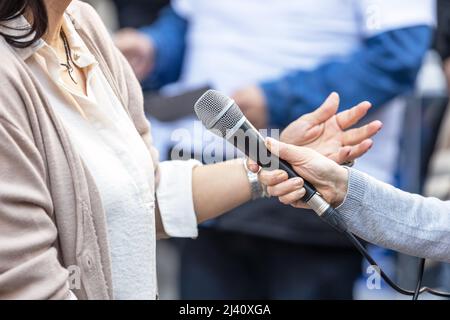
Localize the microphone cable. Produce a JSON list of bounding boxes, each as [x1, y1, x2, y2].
[[413, 258, 425, 300], [342, 230, 450, 300], [315, 184, 450, 300]]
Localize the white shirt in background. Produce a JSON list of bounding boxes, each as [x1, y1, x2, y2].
[[153, 0, 435, 185]]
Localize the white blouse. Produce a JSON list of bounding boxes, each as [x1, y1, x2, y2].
[[22, 14, 200, 299]]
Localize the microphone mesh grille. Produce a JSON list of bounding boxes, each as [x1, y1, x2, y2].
[[194, 89, 244, 137], [213, 104, 244, 137]]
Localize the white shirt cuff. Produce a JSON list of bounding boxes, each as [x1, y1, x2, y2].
[[156, 159, 202, 238]]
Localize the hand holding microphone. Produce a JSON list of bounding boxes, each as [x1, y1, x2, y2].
[[194, 90, 382, 231], [259, 138, 350, 209]]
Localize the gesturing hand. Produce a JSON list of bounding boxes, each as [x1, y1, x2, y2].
[[280, 92, 382, 164]]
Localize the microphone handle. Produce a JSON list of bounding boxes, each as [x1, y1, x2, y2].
[[228, 121, 348, 232], [256, 154, 348, 232], [231, 121, 318, 202], [268, 158, 317, 202]]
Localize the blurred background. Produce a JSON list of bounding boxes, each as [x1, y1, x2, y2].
[[86, 0, 450, 300]]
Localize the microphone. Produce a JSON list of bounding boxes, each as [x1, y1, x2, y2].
[[194, 89, 347, 232]]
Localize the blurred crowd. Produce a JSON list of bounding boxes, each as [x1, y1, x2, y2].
[[86, 0, 450, 300]]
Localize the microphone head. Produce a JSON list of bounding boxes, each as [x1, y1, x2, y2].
[[194, 89, 245, 137]]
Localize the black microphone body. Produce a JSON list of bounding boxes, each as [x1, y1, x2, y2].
[[231, 121, 316, 202], [228, 120, 347, 232]]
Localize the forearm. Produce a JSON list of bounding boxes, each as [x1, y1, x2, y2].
[[338, 169, 450, 262], [192, 159, 252, 223], [154, 159, 252, 239]]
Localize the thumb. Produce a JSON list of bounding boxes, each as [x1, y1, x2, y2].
[[302, 92, 339, 125], [265, 137, 307, 163], [246, 158, 260, 173]]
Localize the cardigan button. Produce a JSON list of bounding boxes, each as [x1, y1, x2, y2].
[[84, 254, 94, 271]]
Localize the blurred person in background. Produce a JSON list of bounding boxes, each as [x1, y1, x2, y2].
[[424, 0, 450, 291], [115, 0, 435, 299], [437, 0, 450, 93], [83, 0, 168, 30], [111, 0, 168, 28]]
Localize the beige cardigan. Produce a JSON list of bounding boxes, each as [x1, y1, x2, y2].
[[0, 1, 161, 299]]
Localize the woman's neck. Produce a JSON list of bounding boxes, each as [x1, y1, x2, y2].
[[42, 0, 72, 46]]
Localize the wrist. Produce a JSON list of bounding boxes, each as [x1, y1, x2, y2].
[[332, 166, 349, 207], [242, 158, 266, 200]]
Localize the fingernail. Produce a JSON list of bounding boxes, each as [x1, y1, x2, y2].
[[330, 92, 339, 101], [292, 178, 303, 186], [378, 121, 383, 130], [277, 171, 287, 179]]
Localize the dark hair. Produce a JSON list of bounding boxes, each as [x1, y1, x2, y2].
[[0, 0, 48, 48]]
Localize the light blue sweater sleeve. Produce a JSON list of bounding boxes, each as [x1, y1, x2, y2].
[[338, 169, 450, 263]]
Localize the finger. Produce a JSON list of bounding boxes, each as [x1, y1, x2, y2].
[[328, 146, 352, 164], [342, 120, 383, 146], [259, 169, 288, 186], [247, 158, 260, 173], [266, 177, 304, 197], [336, 101, 372, 130], [278, 188, 306, 205], [302, 92, 340, 125], [345, 139, 374, 162], [291, 200, 309, 209], [265, 137, 308, 163], [332, 139, 374, 164]]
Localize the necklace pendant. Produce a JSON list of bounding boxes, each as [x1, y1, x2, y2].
[[60, 63, 78, 85], [60, 30, 78, 85], [68, 69, 78, 85]]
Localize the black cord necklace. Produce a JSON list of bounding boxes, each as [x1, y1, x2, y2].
[[60, 30, 78, 85]]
